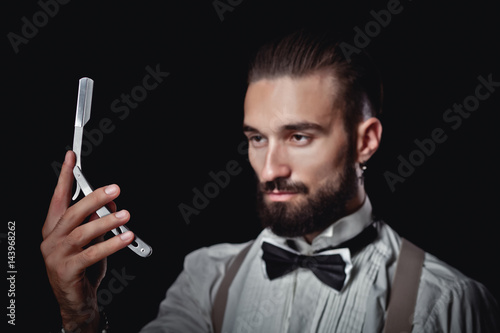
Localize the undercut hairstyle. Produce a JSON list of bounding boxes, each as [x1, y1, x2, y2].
[[247, 29, 383, 149]]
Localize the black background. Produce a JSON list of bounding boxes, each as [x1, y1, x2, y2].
[[2, 0, 499, 331]]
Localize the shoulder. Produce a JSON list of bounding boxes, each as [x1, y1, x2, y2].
[[414, 252, 500, 332], [375, 222, 499, 331], [143, 240, 255, 331]]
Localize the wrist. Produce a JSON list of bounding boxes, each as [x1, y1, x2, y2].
[[61, 309, 100, 333]]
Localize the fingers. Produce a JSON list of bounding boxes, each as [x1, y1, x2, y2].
[[51, 184, 121, 238], [40, 153, 135, 330], [41, 207, 134, 265], [89, 201, 117, 222], [63, 210, 130, 251], [44, 151, 76, 238], [87, 202, 117, 245], [70, 231, 135, 271]]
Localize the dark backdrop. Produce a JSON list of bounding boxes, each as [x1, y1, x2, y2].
[[2, 0, 499, 332]]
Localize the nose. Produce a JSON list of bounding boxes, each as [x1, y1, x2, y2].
[[261, 143, 291, 182]]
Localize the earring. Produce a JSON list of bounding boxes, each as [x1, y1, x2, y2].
[[359, 162, 367, 185]]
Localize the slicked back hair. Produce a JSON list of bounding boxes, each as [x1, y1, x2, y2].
[[247, 29, 383, 150]]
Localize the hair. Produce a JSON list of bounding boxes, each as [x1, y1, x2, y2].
[[247, 29, 383, 148]]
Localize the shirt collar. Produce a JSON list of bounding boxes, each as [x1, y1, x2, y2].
[[261, 196, 373, 255]]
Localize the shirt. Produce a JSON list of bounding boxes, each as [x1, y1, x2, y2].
[[140, 197, 500, 332]]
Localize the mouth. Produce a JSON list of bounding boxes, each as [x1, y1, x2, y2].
[[265, 190, 299, 202]]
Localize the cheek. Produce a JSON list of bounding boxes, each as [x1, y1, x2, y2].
[[293, 156, 337, 189], [291, 141, 347, 188], [248, 147, 264, 177]]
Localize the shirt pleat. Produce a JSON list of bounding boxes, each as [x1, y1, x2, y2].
[[225, 240, 387, 333]]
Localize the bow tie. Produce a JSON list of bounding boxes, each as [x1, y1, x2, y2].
[[262, 242, 350, 290], [261, 223, 377, 291]]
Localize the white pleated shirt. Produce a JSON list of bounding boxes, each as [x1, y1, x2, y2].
[[141, 197, 499, 332]]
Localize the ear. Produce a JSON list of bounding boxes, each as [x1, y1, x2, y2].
[[356, 117, 382, 163]]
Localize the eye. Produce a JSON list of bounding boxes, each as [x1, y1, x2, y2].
[[290, 134, 311, 145], [249, 135, 263, 142], [248, 135, 267, 147]]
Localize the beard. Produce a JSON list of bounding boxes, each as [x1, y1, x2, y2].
[[256, 149, 359, 238]]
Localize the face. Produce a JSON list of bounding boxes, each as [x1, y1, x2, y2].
[[243, 72, 359, 238]]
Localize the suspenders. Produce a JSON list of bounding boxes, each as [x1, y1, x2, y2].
[[211, 238, 424, 333], [211, 242, 253, 333], [383, 238, 425, 333]]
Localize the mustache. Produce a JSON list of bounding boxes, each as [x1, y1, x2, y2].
[[259, 178, 309, 194]]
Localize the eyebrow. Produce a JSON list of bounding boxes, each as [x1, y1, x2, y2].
[[282, 122, 326, 132], [242, 124, 258, 133], [243, 122, 326, 134]]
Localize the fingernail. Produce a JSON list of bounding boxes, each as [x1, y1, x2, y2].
[[120, 231, 134, 241], [115, 210, 127, 219], [105, 185, 118, 195]]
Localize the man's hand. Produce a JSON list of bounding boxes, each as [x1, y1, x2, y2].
[[41, 151, 135, 332]]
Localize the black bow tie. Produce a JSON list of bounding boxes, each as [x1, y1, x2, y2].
[[262, 242, 348, 290], [261, 223, 377, 291]]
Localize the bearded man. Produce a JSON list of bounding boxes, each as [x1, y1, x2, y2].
[[41, 29, 499, 332]]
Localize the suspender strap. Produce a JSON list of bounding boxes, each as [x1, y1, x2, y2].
[[383, 238, 425, 333], [212, 242, 253, 333], [211, 238, 424, 333]]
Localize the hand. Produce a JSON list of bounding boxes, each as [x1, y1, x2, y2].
[[41, 151, 135, 332]]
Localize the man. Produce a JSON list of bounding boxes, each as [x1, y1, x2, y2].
[[41, 30, 499, 332]]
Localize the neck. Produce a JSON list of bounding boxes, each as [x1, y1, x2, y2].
[[303, 186, 366, 244]]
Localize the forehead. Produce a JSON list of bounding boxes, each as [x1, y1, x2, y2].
[[244, 72, 341, 131]]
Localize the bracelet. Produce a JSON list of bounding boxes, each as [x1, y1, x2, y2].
[[61, 310, 110, 333], [100, 310, 110, 333]]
